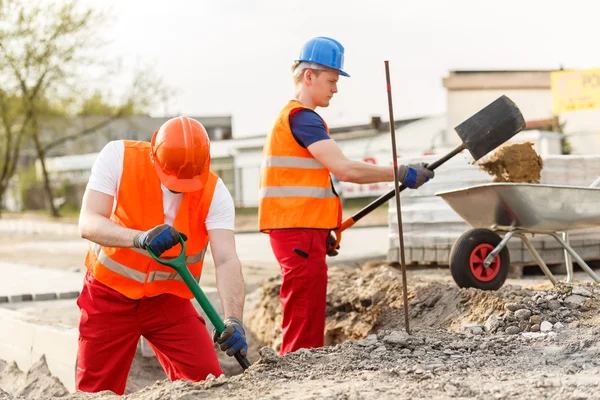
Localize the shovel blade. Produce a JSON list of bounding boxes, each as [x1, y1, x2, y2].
[[454, 95, 526, 161]]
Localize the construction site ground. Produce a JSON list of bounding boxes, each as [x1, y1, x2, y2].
[[2, 219, 600, 399]]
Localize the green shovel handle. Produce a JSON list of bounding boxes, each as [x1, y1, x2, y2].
[[146, 237, 251, 369]]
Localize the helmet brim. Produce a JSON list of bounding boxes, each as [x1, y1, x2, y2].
[[154, 158, 210, 193]]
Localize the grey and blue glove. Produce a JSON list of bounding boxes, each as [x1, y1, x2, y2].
[[213, 317, 248, 357], [398, 163, 434, 189], [133, 224, 187, 256]]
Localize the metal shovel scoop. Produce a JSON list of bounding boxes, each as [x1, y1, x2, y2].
[[147, 237, 251, 370]]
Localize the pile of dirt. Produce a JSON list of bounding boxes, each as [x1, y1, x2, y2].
[[478, 142, 544, 183], [5, 266, 600, 399], [247, 264, 517, 350], [0, 356, 68, 399]]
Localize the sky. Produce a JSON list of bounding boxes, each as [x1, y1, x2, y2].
[[82, 0, 600, 138]]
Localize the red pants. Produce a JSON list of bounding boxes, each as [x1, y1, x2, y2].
[[76, 272, 222, 395], [269, 229, 329, 355]]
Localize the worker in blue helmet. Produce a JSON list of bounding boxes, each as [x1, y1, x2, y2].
[[258, 36, 434, 355]]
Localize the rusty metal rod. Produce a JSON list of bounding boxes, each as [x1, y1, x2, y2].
[[384, 60, 410, 334]]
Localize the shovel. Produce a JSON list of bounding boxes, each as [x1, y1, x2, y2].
[[147, 237, 251, 370], [330, 95, 526, 250]]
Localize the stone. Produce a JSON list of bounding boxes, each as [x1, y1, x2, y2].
[[530, 315, 542, 325], [572, 287, 593, 297], [383, 331, 410, 346], [505, 326, 521, 335], [570, 321, 581, 329], [541, 321, 553, 332], [564, 295, 587, 308], [514, 309, 532, 321], [259, 346, 280, 364], [531, 324, 541, 332], [505, 303, 522, 312], [554, 322, 565, 331], [484, 315, 502, 333], [548, 300, 561, 310]]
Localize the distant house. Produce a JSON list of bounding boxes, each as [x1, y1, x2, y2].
[[39, 115, 232, 158], [442, 70, 600, 154]]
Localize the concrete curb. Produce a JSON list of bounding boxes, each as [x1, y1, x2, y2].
[[0, 308, 78, 392], [0, 291, 80, 304]]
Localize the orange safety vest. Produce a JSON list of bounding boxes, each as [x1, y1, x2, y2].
[[84, 140, 218, 300], [259, 100, 341, 232]]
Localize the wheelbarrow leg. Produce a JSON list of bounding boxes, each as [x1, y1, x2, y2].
[[550, 232, 600, 283], [483, 230, 516, 268], [516, 233, 557, 286], [561, 232, 574, 283]]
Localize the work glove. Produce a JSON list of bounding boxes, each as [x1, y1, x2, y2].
[[213, 317, 248, 357], [326, 232, 340, 257], [133, 224, 187, 256], [398, 163, 435, 189]]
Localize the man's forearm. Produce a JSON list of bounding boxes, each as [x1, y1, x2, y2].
[[340, 161, 394, 184], [79, 211, 141, 248], [215, 258, 246, 321]]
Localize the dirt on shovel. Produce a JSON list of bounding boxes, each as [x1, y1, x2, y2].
[[478, 142, 544, 183]]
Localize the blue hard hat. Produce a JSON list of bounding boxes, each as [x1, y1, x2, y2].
[[296, 36, 350, 77]]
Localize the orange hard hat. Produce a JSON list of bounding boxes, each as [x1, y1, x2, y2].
[[151, 116, 211, 193]]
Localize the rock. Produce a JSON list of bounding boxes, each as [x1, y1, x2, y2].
[[505, 326, 521, 335], [541, 321, 553, 332], [531, 324, 541, 332], [548, 300, 562, 310], [530, 315, 542, 325], [515, 309, 532, 321], [553, 322, 565, 331], [382, 331, 411, 346], [259, 346, 280, 363], [444, 383, 459, 395], [572, 287, 593, 297], [570, 321, 581, 329], [484, 315, 502, 333], [505, 303, 522, 312], [471, 326, 484, 335], [564, 295, 587, 308], [518, 321, 530, 332]]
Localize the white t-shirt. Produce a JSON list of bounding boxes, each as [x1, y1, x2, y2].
[[86, 140, 235, 231]]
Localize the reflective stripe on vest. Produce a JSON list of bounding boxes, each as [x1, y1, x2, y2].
[[130, 246, 208, 265], [259, 186, 337, 199], [92, 243, 206, 283], [261, 156, 325, 170]]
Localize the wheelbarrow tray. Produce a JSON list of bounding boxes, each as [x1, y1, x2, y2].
[[435, 183, 600, 233]]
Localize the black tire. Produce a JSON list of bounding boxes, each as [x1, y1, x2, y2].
[[449, 228, 510, 291]]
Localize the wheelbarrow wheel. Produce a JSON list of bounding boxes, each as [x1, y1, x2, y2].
[[449, 228, 510, 291]]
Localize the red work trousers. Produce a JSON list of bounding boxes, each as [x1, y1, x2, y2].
[[269, 229, 329, 356], [76, 272, 222, 395]]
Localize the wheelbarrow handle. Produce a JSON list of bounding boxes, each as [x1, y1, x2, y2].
[[147, 237, 251, 370], [330, 143, 466, 250]]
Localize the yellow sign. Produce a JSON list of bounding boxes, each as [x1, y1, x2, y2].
[[551, 68, 600, 114]]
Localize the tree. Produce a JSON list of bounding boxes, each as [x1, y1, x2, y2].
[[0, 0, 169, 217]]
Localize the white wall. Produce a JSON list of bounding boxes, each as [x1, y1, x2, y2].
[[446, 89, 554, 147]]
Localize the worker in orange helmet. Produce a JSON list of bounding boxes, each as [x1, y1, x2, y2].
[[259, 37, 434, 355], [76, 116, 247, 395]]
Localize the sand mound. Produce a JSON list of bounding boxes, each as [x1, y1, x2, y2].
[[478, 142, 544, 183], [0, 356, 68, 399]]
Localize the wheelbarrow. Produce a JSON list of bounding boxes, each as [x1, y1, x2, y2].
[[436, 182, 600, 290], [147, 237, 251, 370]]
